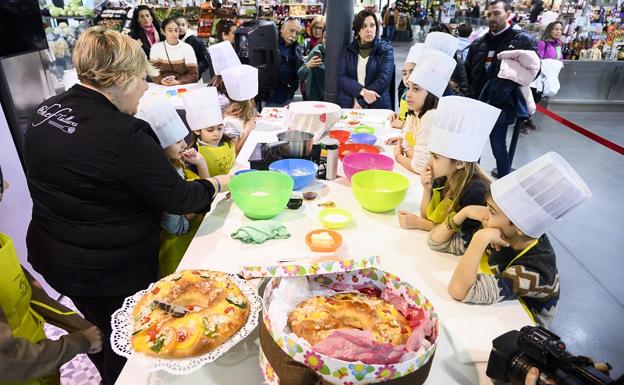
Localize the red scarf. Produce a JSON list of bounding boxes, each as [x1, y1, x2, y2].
[[144, 24, 159, 46]]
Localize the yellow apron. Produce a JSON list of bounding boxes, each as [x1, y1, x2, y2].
[[0, 233, 62, 385], [197, 141, 235, 177], [398, 90, 409, 121], [478, 239, 539, 325], [158, 168, 204, 277], [426, 186, 454, 224]]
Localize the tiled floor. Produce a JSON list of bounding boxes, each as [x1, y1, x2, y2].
[[393, 39, 624, 377]]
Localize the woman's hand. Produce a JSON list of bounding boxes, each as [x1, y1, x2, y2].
[[360, 88, 380, 104], [306, 55, 322, 69], [398, 210, 429, 230], [161, 77, 179, 86], [385, 136, 401, 145], [181, 148, 204, 166], [420, 163, 433, 190], [81, 326, 103, 354]]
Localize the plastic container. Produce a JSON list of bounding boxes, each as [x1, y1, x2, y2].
[[229, 171, 294, 219], [338, 143, 380, 160], [351, 133, 377, 145], [305, 229, 343, 252], [318, 208, 352, 229], [328, 129, 351, 144], [269, 158, 318, 190], [342, 152, 394, 181], [351, 170, 410, 212], [353, 125, 375, 134]]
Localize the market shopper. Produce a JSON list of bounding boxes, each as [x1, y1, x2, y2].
[[129, 5, 163, 58], [0, 167, 103, 385], [302, 15, 325, 56], [149, 17, 199, 85], [537, 21, 564, 60], [337, 10, 394, 110], [298, 28, 326, 101], [175, 15, 211, 79], [382, 2, 398, 41], [464, 0, 537, 177], [24, 27, 226, 385], [215, 18, 237, 44], [264, 17, 303, 107]]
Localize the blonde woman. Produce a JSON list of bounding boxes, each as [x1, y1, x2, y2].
[[302, 15, 325, 56], [24, 27, 227, 385]]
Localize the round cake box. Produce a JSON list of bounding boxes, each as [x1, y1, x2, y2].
[[285, 101, 342, 141], [261, 268, 439, 385]]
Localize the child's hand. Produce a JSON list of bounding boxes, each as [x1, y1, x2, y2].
[[420, 163, 433, 190], [461, 205, 489, 222], [387, 112, 397, 122], [398, 210, 428, 229], [478, 228, 510, 251], [81, 326, 103, 354], [181, 148, 204, 166], [394, 143, 403, 158], [390, 116, 404, 128], [385, 136, 401, 145]]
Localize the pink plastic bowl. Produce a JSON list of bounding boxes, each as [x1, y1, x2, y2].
[[342, 152, 394, 181]]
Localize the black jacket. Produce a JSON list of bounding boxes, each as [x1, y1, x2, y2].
[[450, 54, 470, 97], [25, 85, 216, 297], [129, 28, 164, 58], [464, 27, 537, 100], [181, 32, 211, 79]]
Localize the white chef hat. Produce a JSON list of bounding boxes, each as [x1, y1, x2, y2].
[[491, 152, 591, 238], [136, 99, 188, 148], [427, 96, 500, 162], [208, 41, 242, 76], [182, 87, 223, 131], [405, 43, 425, 65], [408, 49, 456, 97], [221, 64, 258, 101], [424, 31, 459, 58]]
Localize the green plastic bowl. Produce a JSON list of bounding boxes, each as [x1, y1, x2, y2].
[[351, 170, 410, 213], [230, 170, 294, 219]]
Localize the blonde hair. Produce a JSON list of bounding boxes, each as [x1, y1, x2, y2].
[[443, 161, 491, 215], [72, 26, 158, 91], [310, 15, 326, 31], [223, 99, 256, 124]]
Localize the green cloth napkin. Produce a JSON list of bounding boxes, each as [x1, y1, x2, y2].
[[231, 220, 290, 244]]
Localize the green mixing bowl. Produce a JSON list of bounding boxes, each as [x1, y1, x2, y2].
[[229, 170, 294, 219], [351, 170, 410, 212]]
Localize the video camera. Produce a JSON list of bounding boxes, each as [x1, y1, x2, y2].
[[486, 326, 615, 385]]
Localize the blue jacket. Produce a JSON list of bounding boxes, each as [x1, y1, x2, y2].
[[337, 37, 394, 109]]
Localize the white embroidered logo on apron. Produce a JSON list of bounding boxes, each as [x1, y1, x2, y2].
[[32, 103, 78, 134]]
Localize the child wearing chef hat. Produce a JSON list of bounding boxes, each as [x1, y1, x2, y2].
[[424, 31, 470, 96], [207, 41, 242, 111], [221, 64, 259, 153], [182, 87, 235, 177], [389, 49, 455, 175], [389, 43, 424, 129], [446, 152, 591, 326], [398, 96, 497, 252], [136, 99, 229, 276]]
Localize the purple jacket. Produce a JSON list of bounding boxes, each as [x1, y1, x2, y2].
[[537, 39, 562, 60]]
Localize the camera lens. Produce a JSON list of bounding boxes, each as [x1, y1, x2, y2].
[[509, 354, 538, 385]]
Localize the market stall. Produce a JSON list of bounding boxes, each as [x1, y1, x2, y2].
[[113, 108, 532, 385]]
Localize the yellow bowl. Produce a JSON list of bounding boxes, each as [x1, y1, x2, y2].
[[318, 208, 352, 229]]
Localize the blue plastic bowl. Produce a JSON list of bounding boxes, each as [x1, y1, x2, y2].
[[351, 133, 377, 145], [234, 169, 257, 176], [269, 158, 318, 190]]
